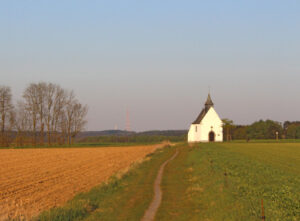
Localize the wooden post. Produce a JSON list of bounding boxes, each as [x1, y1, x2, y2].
[[261, 199, 265, 220]]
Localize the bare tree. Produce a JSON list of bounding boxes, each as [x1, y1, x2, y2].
[[15, 101, 31, 146], [22, 82, 88, 147], [36, 82, 47, 146], [0, 86, 15, 146], [43, 83, 56, 145], [64, 91, 88, 145], [71, 103, 88, 144], [43, 83, 68, 145], [65, 91, 76, 145], [23, 83, 39, 146], [58, 110, 67, 145], [52, 86, 67, 145]]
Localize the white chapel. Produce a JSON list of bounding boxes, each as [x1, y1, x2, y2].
[[188, 94, 223, 142]]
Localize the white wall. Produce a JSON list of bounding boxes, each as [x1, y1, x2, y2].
[[188, 124, 200, 142], [188, 107, 223, 143]]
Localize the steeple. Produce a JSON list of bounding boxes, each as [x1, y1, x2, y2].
[[205, 93, 214, 111]]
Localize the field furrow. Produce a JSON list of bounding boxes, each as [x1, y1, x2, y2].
[[0, 144, 163, 220]]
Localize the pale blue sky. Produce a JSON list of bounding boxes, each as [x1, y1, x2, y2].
[[1, 1, 299, 131]]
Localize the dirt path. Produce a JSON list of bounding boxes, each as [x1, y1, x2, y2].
[[141, 149, 179, 221]]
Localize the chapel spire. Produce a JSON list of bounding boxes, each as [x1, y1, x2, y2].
[[205, 93, 214, 111]]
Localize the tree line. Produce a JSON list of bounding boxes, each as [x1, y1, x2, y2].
[[222, 119, 300, 141], [0, 82, 88, 147], [79, 134, 186, 144]]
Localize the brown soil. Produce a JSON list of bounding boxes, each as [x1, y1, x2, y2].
[[0, 144, 163, 220]]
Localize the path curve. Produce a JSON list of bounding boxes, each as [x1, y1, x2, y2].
[[141, 149, 179, 221]]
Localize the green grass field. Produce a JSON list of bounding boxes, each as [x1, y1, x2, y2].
[[157, 143, 300, 220], [3, 139, 300, 149], [35, 142, 300, 221], [232, 139, 300, 143]]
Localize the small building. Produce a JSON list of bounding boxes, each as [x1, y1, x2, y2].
[[188, 94, 223, 142]]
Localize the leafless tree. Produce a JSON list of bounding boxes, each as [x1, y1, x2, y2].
[[52, 86, 67, 145], [71, 102, 88, 144], [37, 82, 48, 145], [0, 86, 15, 146], [65, 91, 76, 145], [23, 83, 39, 146], [22, 82, 88, 146], [15, 101, 31, 146], [44, 83, 55, 145], [64, 91, 88, 145]]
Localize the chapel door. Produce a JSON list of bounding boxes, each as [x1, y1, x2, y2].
[[209, 131, 215, 142]]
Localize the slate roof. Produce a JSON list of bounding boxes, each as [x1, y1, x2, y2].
[[192, 93, 214, 124], [192, 108, 209, 124]]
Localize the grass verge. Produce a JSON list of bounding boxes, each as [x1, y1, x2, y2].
[[34, 144, 176, 221]]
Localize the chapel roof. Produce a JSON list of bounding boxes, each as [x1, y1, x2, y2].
[[192, 108, 207, 124], [192, 93, 214, 124]]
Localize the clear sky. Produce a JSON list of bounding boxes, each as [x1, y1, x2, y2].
[[1, 1, 299, 131]]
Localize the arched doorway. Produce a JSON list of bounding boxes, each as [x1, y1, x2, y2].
[[209, 131, 215, 142]]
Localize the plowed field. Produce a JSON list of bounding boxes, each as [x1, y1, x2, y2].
[[0, 144, 164, 220]]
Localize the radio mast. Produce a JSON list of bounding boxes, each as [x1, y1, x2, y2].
[[125, 109, 131, 131]]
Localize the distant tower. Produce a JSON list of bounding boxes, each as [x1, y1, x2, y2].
[[125, 109, 131, 131]]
